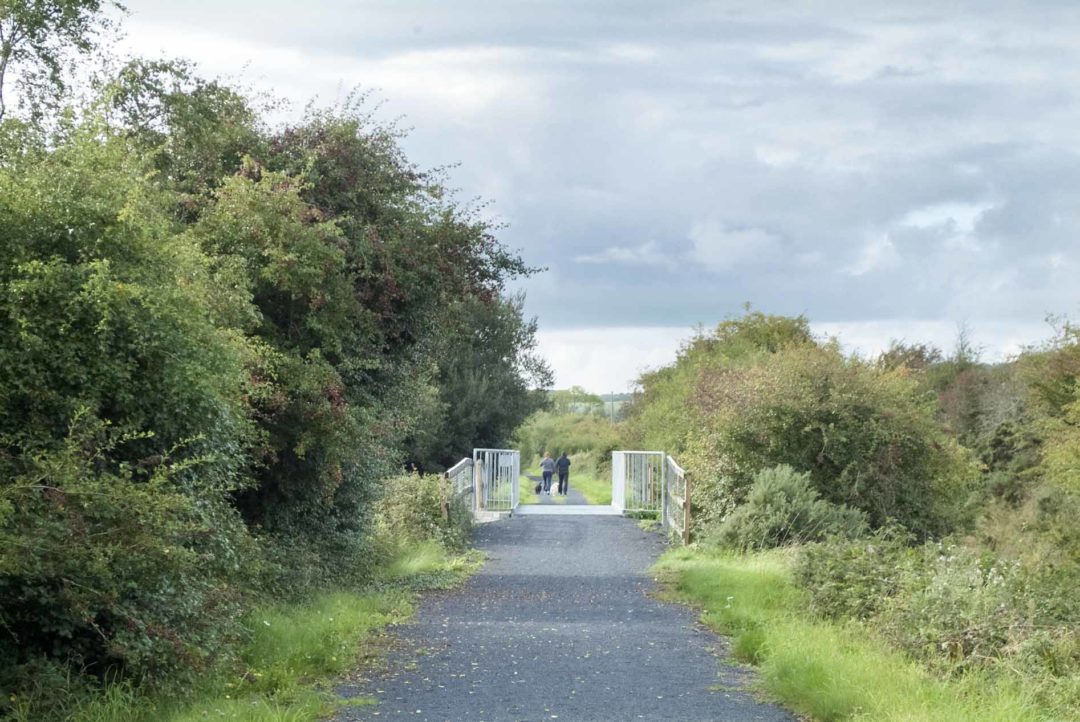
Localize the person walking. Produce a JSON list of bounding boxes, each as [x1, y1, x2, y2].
[[555, 452, 571, 496], [539, 452, 556, 495]]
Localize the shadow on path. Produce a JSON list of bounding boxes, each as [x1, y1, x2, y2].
[[335, 516, 794, 722]]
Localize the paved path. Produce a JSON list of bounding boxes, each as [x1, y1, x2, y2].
[[337, 516, 794, 722], [524, 473, 589, 505]]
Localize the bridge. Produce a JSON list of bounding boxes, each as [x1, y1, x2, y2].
[[445, 449, 691, 544]]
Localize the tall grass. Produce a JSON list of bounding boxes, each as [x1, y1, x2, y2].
[[569, 470, 612, 505], [55, 593, 398, 722], [45, 545, 478, 722], [655, 548, 1048, 722], [519, 473, 540, 504], [241, 592, 410, 691]]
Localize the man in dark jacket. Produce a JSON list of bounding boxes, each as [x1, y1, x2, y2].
[[555, 452, 571, 496]]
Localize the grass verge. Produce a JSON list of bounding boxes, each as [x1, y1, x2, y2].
[[519, 474, 540, 504], [654, 547, 1047, 722], [51, 544, 481, 722], [568, 472, 611, 505]]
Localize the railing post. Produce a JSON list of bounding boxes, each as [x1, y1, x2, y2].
[[682, 471, 692, 546], [661, 455, 669, 532], [441, 471, 451, 522], [475, 457, 485, 510]]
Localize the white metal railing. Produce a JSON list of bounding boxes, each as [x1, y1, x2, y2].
[[612, 450, 690, 544], [613, 450, 665, 513], [446, 457, 475, 508], [662, 455, 690, 545], [472, 448, 520, 512]]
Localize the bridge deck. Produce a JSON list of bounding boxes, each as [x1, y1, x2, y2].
[[514, 504, 621, 516]]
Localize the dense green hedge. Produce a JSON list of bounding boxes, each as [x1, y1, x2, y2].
[[0, 62, 547, 712], [626, 311, 975, 536], [630, 311, 1080, 718]]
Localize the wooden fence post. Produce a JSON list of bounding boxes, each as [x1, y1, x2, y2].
[[682, 472, 692, 546], [441, 472, 451, 522], [475, 459, 485, 510]]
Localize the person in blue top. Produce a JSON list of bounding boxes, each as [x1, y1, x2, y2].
[[555, 452, 571, 496], [539, 452, 556, 495]]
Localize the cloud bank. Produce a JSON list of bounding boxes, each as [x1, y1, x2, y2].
[[121, 0, 1080, 389]]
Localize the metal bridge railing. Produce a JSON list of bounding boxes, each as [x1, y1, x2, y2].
[[662, 455, 691, 545], [472, 448, 520, 512], [446, 457, 475, 509], [614, 450, 691, 544], [615, 450, 665, 513]]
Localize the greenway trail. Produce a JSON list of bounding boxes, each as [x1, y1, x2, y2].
[[338, 516, 794, 722], [525, 473, 589, 505]]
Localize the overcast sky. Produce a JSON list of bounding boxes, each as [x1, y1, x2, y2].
[[120, 1, 1079, 392]]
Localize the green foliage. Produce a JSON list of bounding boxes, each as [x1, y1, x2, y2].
[[0, 128, 258, 707], [0, 414, 253, 711], [0, 129, 256, 484], [514, 410, 619, 461], [372, 472, 472, 553], [0, 0, 122, 121], [103, 59, 265, 206], [1030, 325, 1080, 498], [715, 465, 867, 550], [410, 293, 552, 469], [550, 386, 604, 415], [0, 32, 542, 715], [624, 311, 813, 456], [635, 312, 1080, 719], [796, 533, 1080, 718], [686, 337, 975, 536], [795, 525, 919, 621], [658, 548, 1054, 722]]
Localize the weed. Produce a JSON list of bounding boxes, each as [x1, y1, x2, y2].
[[655, 548, 1051, 722]]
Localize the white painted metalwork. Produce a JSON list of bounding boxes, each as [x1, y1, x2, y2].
[[662, 455, 690, 544], [472, 448, 520, 512], [516, 504, 621, 516], [613, 450, 665, 513], [611, 451, 626, 512], [446, 457, 475, 509], [610, 450, 691, 543]]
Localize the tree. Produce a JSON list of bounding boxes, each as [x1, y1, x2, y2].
[[551, 386, 603, 414], [624, 310, 813, 455], [102, 59, 264, 210], [409, 293, 553, 468], [0, 127, 256, 694], [0, 0, 121, 121], [686, 342, 976, 536], [877, 341, 943, 372]]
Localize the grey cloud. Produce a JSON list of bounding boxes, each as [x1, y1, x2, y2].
[[125, 0, 1080, 336]]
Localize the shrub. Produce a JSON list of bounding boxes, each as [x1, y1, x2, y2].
[[0, 133, 258, 707], [715, 465, 867, 550], [795, 525, 917, 621], [874, 543, 1029, 671], [372, 472, 471, 554], [624, 310, 813, 456], [797, 528, 1080, 712], [514, 410, 620, 465], [688, 342, 977, 537], [0, 415, 254, 711]]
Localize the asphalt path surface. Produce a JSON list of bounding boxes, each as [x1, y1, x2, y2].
[[525, 473, 588, 505], [337, 515, 794, 722]]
